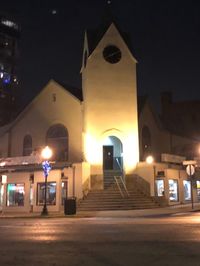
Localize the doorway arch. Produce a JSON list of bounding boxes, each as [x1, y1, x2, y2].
[[103, 136, 123, 171]]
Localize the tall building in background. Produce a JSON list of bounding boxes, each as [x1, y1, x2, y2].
[[0, 13, 20, 126]]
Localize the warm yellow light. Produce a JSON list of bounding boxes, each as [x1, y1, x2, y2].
[[123, 134, 139, 172], [1, 175, 7, 184], [84, 131, 139, 172], [41, 146, 52, 160], [84, 134, 101, 164], [0, 161, 5, 167], [146, 155, 154, 164]]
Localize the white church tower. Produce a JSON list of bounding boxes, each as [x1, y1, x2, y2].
[[81, 21, 139, 178]]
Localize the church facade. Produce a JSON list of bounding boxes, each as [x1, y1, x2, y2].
[[0, 22, 199, 213]]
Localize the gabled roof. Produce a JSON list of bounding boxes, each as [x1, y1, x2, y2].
[[137, 95, 148, 116], [13, 79, 82, 120], [0, 79, 82, 135], [138, 95, 163, 130], [54, 80, 83, 101], [86, 20, 134, 57]]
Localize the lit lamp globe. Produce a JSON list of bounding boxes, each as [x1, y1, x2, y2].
[[146, 155, 154, 164], [41, 146, 52, 160], [41, 146, 52, 216]]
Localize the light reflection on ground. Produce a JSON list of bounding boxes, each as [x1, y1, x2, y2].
[[0, 214, 200, 265]]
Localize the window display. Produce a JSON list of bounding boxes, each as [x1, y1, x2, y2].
[[7, 183, 25, 206], [156, 179, 164, 196], [183, 180, 191, 201], [168, 179, 178, 202], [197, 181, 200, 201], [37, 182, 56, 205]]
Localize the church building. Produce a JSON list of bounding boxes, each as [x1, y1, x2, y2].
[[0, 20, 199, 213]]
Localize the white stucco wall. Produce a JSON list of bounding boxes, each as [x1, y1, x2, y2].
[[5, 81, 82, 163], [82, 23, 139, 174]]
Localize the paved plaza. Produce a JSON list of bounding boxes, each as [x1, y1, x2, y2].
[[0, 206, 200, 265]]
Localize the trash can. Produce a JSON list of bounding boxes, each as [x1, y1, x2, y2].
[[64, 197, 76, 215]]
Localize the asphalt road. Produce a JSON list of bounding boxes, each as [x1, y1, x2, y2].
[[0, 213, 200, 266]]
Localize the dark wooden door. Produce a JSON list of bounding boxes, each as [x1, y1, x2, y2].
[[103, 146, 113, 170]]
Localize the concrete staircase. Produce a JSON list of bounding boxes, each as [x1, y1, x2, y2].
[[104, 170, 123, 189], [78, 173, 159, 211]]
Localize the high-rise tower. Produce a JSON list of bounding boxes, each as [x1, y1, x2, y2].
[[0, 13, 20, 125]]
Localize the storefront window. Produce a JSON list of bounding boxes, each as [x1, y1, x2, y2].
[[61, 181, 68, 205], [7, 183, 25, 206], [196, 181, 200, 201], [183, 180, 191, 201], [168, 179, 178, 202], [156, 179, 165, 196], [37, 182, 56, 205]]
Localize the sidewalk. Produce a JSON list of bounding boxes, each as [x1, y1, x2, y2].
[[89, 204, 200, 218], [0, 203, 200, 219]]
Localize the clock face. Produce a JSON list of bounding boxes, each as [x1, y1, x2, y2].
[[103, 45, 122, 64]]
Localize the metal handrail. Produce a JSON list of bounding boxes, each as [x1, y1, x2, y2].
[[114, 176, 124, 198], [116, 158, 121, 170], [114, 176, 129, 198], [119, 175, 130, 197], [116, 158, 125, 181]]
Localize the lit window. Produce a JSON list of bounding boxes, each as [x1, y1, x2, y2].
[[183, 180, 191, 201], [169, 179, 178, 202], [2, 72, 11, 84], [7, 183, 25, 206], [37, 182, 56, 205], [1, 19, 18, 29], [156, 179, 164, 196], [197, 181, 200, 201]]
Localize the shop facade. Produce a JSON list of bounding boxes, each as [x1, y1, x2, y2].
[[136, 157, 200, 206], [0, 159, 90, 213]]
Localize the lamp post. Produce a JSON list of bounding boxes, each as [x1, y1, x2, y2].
[[146, 155, 157, 196], [41, 146, 52, 216]]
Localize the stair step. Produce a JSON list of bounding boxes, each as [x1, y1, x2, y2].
[[78, 174, 159, 211], [78, 205, 159, 211], [78, 196, 158, 211]]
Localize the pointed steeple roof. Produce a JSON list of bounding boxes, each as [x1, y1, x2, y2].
[[86, 10, 133, 57]]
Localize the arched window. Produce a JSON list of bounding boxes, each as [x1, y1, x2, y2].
[[23, 135, 32, 156], [142, 126, 151, 153], [46, 124, 68, 161]]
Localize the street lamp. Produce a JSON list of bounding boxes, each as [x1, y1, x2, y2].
[[146, 155, 157, 196], [41, 146, 52, 216], [146, 155, 154, 165]]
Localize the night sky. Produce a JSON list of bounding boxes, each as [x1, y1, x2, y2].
[[2, 0, 200, 111]]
